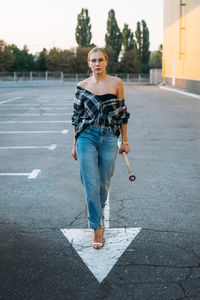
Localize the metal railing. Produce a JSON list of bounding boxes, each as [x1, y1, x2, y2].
[[0, 71, 150, 83]]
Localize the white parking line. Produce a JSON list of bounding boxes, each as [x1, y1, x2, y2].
[[0, 113, 71, 116], [0, 144, 57, 150], [2, 104, 71, 106], [0, 108, 70, 110], [0, 97, 23, 104], [28, 169, 41, 179], [31, 108, 71, 110], [0, 169, 41, 179], [0, 129, 68, 134], [0, 120, 71, 123]]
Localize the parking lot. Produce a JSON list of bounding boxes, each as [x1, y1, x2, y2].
[[0, 82, 200, 300]]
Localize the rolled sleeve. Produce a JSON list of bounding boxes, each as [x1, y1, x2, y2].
[[121, 110, 130, 124], [71, 92, 84, 128]]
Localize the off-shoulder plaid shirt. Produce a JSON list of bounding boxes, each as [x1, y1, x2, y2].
[[72, 86, 130, 139]]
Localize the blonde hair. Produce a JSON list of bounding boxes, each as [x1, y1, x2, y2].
[[88, 47, 108, 62]]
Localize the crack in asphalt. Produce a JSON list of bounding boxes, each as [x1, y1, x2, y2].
[[178, 267, 193, 299], [114, 264, 200, 298], [116, 263, 199, 270], [68, 209, 85, 227]]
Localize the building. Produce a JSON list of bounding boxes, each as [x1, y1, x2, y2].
[[162, 0, 200, 94]]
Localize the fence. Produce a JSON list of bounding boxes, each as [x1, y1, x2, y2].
[[149, 69, 162, 85], [0, 72, 150, 83]]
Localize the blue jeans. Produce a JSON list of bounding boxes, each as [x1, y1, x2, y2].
[[76, 125, 118, 229]]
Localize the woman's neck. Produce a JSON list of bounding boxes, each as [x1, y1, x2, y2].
[[92, 72, 107, 83]]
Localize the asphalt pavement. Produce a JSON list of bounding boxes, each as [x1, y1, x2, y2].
[[0, 82, 199, 300]]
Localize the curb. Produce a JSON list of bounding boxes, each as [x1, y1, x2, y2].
[[159, 85, 200, 99]]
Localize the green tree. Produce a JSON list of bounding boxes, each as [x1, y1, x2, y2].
[[141, 20, 150, 72], [74, 46, 91, 73], [105, 9, 122, 62], [149, 44, 162, 69], [104, 47, 120, 74], [46, 47, 62, 71], [61, 49, 76, 73], [120, 49, 141, 73], [36, 48, 47, 71], [135, 21, 142, 60], [0, 40, 14, 71], [8, 44, 35, 71], [135, 20, 150, 73], [122, 24, 135, 52], [76, 8, 92, 47]]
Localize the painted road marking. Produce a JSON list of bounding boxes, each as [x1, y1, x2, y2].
[[0, 129, 68, 134], [61, 192, 141, 283], [160, 86, 200, 99], [0, 108, 70, 110], [61, 228, 141, 283], [1, 104, 71, 106], [0, 144, 57, 150], [0, 113, 71, 116], [0, 120, 71, 123], [48, 144, 57, 150], [28, 169, 41, 179], [0, 169, 41, 179], [0, 97, 23, 104]]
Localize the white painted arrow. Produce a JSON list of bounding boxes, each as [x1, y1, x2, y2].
[[61, 227, 141, 283], [61, 194, 141, 283]]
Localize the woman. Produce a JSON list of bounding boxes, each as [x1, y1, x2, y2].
[[72, 47, 130, 249]]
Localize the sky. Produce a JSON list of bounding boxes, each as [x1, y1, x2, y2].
[[0, 0, 164, 55]]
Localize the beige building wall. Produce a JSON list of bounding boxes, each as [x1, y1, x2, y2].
[[162, 0, 200, 94]]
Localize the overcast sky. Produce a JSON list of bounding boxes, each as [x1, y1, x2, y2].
[[1, 0, 164, 54]]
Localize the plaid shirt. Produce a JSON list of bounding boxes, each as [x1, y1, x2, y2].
[[72, 86, 130, 139]]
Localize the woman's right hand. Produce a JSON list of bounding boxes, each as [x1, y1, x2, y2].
[[72, 144, 77, 161]]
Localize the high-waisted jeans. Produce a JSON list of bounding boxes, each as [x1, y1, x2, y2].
[[76, 125, 118, 229]]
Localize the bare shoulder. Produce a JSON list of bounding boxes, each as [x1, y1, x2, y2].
[[107, 75, 124, 98], [77, 77, 92, 89], [107, 75, 123, 85]]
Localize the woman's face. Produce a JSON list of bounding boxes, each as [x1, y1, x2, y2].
[[88, 51, 107, 74]]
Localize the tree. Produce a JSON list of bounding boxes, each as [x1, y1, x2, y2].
[[135, 21, 142, 60], [149, 44, 162, 69], [0, 40, 14, 71], [120, 49, 141, 73], [74, 47, 91, 73], [135, 20, 150, 73], [46, 47, 62, 71], [141, 20, 150, 72], [36, 48, 47, 71], [122, 24, 135, 52], [60, 49, 76, 73], [76, 8, 92, 47], [104, 47, 120, 74], [8, 44, 35, 71], [45, 47, 77, 72], [105, 9, 122, 62]]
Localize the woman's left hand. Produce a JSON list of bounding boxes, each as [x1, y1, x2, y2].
[[119, 143, 130, 154]]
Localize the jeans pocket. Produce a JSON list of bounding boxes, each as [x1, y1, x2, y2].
[[110, 130, 117, 138], [83, 127, 91, 134]]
